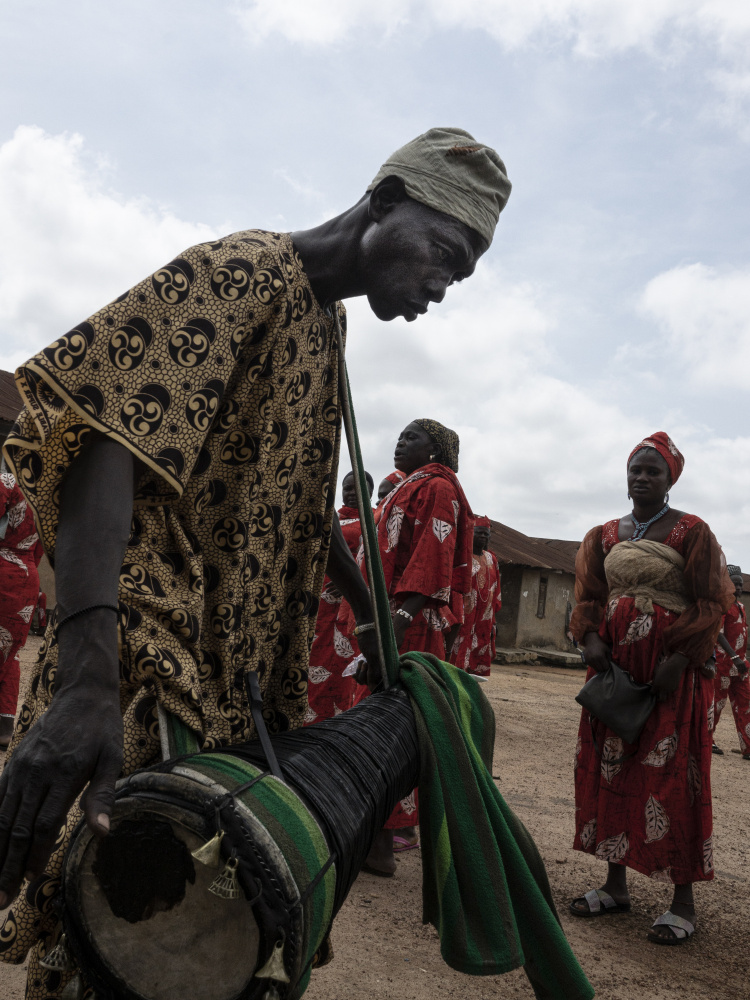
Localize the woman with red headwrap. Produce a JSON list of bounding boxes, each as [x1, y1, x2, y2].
[[451, 516, 501, 678], [568, 433, 733, 944], [357, 419, 472, 875], [305, 471, 375, 723]]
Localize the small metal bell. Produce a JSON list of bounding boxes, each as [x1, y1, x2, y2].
[[255, 938, 290, 984], [208, 854, 241, 899], [60, 973, 84, 1000], [40, 932, 75, 972], [191, 829, 224, 869]]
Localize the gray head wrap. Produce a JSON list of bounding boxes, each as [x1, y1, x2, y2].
[[368, 127, 511, 247]]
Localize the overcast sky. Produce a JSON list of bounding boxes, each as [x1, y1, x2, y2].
[[1, 1, 749, 561]]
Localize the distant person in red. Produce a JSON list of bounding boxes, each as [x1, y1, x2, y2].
[[568, 433, 733, 945], [451, 515, 501, 679], [711, 565, 750, 758], [376, 469, 405, 504], [305, 471, 374, 723], [0, 468, 41, 748], [359, 418, 472, 876]]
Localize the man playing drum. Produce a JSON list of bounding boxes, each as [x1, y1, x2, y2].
[[0, 127, 511, 997]]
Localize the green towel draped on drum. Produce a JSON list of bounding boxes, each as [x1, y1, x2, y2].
[[398, 651, 593, 1000]]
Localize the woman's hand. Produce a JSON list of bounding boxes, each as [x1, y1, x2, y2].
[[699, 657, 717, 680], [581, 632, 611, 673], [652, 652, 690, 701]]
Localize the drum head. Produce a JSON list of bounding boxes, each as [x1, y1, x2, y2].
[[64, 798, 260, 1000]]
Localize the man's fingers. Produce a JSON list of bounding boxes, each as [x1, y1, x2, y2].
[[81, 747, 121, 836], [0, 784, 46, 904]]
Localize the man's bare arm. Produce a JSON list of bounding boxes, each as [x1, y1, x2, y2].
[[0, 435, 138, 906]]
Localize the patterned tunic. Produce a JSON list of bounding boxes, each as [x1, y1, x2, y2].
[[713, 601, 750, 752], [570, 515, 730, 884], [0, 470, 40, 715], [306, 505, 364, 722], [451, 549, 501, 677], [0, 230, 345, 987]]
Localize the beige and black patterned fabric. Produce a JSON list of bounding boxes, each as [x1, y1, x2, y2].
[[1, 231, 345, 987]]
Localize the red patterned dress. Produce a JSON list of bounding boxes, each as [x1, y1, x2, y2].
[[0, 471, 41, 718], [569, 514, 731, 884], [452, 549, 501, 676], [372, 463, 472, 827], [713, 601, 750, 752], [305, 505, 364, 723]]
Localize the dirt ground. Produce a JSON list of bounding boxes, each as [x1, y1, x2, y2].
[[3, 640, 750, 1000]]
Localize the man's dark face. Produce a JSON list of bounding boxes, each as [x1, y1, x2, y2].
[[731, 575, 744, 601], [473, 526, 491, 554], [360, 183, 487, 323], [378, 477, 394, 501]]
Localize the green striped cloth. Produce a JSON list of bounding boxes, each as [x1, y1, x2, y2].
[[398, 651, 593, 999]]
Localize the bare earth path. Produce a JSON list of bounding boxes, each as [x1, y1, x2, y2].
[[3, 645, 749, 999]]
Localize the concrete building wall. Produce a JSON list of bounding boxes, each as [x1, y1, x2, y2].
[[495, 565, 523, 648], [514, 568, 576, 652]]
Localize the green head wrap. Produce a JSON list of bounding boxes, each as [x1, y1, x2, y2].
[[414, 418, 460, 473], [368, 126, 511, 248]]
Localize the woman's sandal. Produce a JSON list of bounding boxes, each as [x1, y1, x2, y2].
[[569, 888, 631, 918], [647, 910, 695, 945], [393, 835, 419, 853]]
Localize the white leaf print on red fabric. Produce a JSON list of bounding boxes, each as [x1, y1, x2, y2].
[[619, 612, 653, 645], [0, 472, 15, 490], [399, 791, 417, 815], [688, 754, 701, 806], [465, 590, 477, 613], [16, 534, 39, 551], [303, 705, 317, 724], [606, 597, 620, 622], [703, 836, 714, 875], [320, 586, 342, 605], [386, 506, 404, 553], [422, 608, 445, 631], [333, 704, 343, 716], [17, 605, 34, 623], [601, 737, 624, 782], [0, 549, 27, 572], [644, 795, 670, 843], [333, 627, 354, 659], [715, 697, 727, 715], [641, 731, 678, 767], [7, 500, 26, 530], [307, 666, 331, 684], [432, 518, 453, 543], [481, 590, 497, 621], [431, 586, 451, 601], [452, 500, 460, 524], [707, 701, 715, 732], [721, 676, 731, 690], [574, 735, 582, 770], [579, 819, 596, 849], [650, 867, 672, 883], [0, 625, 12, 656], [595, 832, 629, 862]]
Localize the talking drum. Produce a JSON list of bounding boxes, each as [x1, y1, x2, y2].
[[59, 689, 419, 1000]]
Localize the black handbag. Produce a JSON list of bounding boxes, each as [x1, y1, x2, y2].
[[575, 660, 657, 746]]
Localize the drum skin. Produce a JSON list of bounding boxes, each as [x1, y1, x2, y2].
[[61, 688, 419, 1000]]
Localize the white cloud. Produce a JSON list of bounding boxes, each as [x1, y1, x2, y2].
[[0, 126, 221, 372], [233, 0, 750, 56], [640, 262, 750, 389]]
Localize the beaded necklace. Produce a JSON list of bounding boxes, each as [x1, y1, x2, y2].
[[628, 503, 670, 541]]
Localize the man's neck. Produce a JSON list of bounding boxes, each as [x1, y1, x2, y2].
[[291, 201, 369, 309]]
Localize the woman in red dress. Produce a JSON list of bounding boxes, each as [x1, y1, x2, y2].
[[711, 565, 750, 756], [0, 469, 41, 748], [362, 418, 472, 875], [451, 516, 501, 678], [568, 433, 733, 944], [305, 471, 374, 723]]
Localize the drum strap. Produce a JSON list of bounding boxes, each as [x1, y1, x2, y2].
[[244, 670, 284, 779], [332, 307, 400, 688]]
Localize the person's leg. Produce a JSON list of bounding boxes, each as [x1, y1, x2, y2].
[[649, 882, 695, 942], [728, 675, 750, 756], [570, 862, 630, 914], [364, 829, 396, 876]]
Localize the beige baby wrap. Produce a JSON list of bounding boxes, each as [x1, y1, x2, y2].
[[604, 539, 690, 615]]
